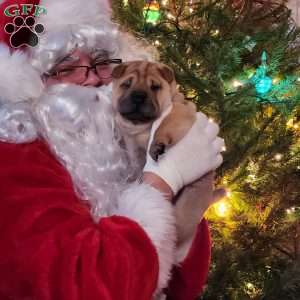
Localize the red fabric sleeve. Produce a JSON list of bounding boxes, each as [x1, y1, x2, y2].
[[166, 219, 211, 300], [0, 140, 158, 300]]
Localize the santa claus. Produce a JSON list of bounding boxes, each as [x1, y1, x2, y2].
[[0, 0, 224, 299]]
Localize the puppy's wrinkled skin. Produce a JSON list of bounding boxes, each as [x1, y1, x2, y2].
[[111, 60, 196, 166]]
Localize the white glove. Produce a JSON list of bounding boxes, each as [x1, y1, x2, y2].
[[143, 110, 224, 194]]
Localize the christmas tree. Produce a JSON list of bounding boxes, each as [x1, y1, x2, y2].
[[112, 0, 300, 299]]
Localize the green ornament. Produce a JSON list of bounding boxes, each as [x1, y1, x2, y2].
[[143, 1, 161, 24]]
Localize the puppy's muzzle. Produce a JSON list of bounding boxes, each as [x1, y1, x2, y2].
[[118, 90, 157, 123]]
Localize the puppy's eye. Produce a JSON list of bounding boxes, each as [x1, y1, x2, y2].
[[121, 79, 132, 89], [151, 83, 161, 91]]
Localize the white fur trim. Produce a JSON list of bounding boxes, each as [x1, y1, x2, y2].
[[39, 0, 111, 31], [0, 44, 44, 103], [115, 182, 176, 293]]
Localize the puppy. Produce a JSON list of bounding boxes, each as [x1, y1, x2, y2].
[[111, 60, 196, 170], [112, 61, 204, 249]]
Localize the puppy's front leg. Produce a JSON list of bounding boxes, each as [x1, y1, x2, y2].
[[149, 100, 196, 161]]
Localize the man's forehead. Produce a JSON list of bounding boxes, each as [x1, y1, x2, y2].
[[61, 48, 109, 61]]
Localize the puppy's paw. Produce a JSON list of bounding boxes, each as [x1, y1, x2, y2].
[[149, 142, 166, 161]]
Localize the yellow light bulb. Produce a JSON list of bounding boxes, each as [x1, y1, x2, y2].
[[212, 29, 219, 36], [275, 153, 283, 161], [246, 283, 254, 289], [233, 80, 243, 88], [226, 189, 232, 197], [287, 119, 294, 128], [215, 200, 230, 217], [167, 13, 175, 20]]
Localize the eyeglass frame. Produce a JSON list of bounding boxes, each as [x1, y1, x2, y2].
[[43, 58, 123, 83]]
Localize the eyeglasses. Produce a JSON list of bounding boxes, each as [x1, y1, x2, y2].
[[44, 58, 122, 84]]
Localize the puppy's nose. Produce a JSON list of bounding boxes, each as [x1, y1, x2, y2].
[[131, 90, 147, 104]]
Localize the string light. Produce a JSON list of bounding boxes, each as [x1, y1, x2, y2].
[[287, 118, 300, 130], [246, 283, 254, 289], [214, 200, 230, 217], [167, 12, 175, 20], [287, 207, 297, 214], [209, 118, 214, 123], [212, 29, 220, 36], [287, 118, 294, 128], [226, 189, 232, 197], [161, 0, 168, 6], [143, 1, 161, 24], [232, 80, 243, 88], [274, 153, 283, 161], [221, 146, 227, 152], [272, 77, 280, 84], [154, 40, 160, 46], [247, 71, 255, 78]]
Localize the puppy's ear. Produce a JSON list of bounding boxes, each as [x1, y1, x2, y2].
[[158, 65, 175, 83], [112, 64, 128, 79]]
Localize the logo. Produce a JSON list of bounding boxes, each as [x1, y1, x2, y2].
[[3, 4, 47, 48]]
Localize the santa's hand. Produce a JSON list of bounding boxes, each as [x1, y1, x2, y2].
[[143, 112, 224, 194]]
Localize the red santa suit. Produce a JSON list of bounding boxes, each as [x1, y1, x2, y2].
[[0, 0, 211, 299]]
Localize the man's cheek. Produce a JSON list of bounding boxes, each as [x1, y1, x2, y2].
[[98, 66, 112, 81], [44, 77, 61, 87], [101, 77, 113, 85]]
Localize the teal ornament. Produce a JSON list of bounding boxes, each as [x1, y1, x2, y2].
[[251, 51, 273, 95], [255, 76, 273, 94]]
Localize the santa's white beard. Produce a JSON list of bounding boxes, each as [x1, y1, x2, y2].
[[34, 83, 137, 219]]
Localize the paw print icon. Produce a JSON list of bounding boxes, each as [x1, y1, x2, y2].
[[4, 16, 44, 48]]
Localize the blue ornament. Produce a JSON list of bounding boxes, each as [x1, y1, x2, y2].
[[251, 51, 273, 95]]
